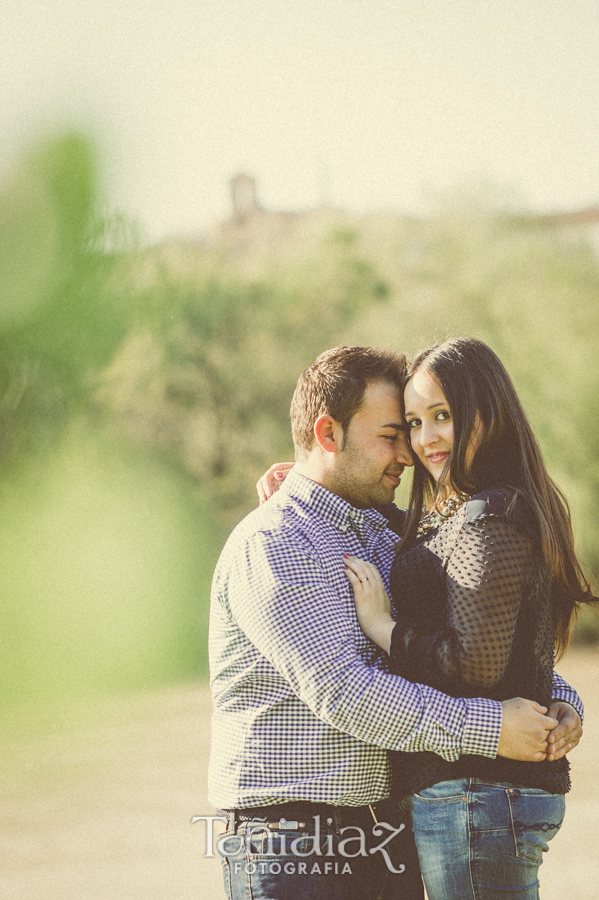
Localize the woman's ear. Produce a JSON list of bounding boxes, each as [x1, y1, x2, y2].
[[313, 414, 343, 454]]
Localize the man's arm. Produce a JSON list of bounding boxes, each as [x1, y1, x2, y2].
[[223, 530, 555, 763]]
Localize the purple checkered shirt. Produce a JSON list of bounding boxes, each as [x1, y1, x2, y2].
[[207, 471, 582, 809]]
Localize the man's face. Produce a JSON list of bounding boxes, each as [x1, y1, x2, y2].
[[330, 381, 414, 509]]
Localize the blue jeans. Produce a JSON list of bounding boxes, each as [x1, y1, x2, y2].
[[218, 805, 425, 900], [409, 779, 565, 900]]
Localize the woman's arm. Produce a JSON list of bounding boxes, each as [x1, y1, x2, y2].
[[431, 515, 533, 688], [343, 555, 396, 652], [347, 515, 534, 691], [256, 462, 295, 504]]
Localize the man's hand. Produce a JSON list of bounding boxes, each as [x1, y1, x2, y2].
[[546, 701, 583, 762], [497, 698, 559, 761]]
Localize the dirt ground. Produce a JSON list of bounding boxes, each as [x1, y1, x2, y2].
[[1, 650, 596, 900]]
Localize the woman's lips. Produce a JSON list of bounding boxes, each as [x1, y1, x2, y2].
[[427, 452, 449, 465]]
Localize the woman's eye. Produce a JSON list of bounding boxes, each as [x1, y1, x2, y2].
[[407, 419, 420, 429], [436, 410, 450, 422]]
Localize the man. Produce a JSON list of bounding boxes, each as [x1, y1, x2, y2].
[[208, 346, 582, 900]]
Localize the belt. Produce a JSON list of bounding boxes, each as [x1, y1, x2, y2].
[[218, 800, 393, 832]]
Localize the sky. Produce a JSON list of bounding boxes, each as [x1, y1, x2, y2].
[[2, 0, 599, 243]]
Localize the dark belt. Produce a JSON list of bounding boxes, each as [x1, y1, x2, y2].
[[218, 800, 394, 832]]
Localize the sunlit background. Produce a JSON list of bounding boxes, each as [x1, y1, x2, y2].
[[1, 3, 598, 898], [3, 1, 599, 242]]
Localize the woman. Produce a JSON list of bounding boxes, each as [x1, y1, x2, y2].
[[258, 337, 593, 900], [341, 337, 595, 900]]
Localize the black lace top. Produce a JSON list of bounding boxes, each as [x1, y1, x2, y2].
[[387, 488, 570, 797]]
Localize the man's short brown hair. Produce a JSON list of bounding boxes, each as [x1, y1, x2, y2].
[[290, 345, 407, 456]]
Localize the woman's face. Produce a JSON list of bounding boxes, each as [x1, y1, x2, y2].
[[404, 369, 453, 484], [404, 368, 485, 486]]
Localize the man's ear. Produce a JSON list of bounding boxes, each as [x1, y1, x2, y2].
[[313, 414, 343, 454]]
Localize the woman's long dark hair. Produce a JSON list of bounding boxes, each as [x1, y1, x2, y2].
[[402, 337, 595, 658]]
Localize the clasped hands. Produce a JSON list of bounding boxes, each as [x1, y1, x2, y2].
[[343, 554, 582, 764]]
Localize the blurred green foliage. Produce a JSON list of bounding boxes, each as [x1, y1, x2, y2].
[[0, 430, 217, 703], [0, 133, 223, 709], [1, 133, 597, 711], [102, 223, 390, 518]]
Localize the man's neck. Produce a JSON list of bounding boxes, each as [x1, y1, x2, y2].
[[294, 458, 371, 511], [293, 458, 336, 497]]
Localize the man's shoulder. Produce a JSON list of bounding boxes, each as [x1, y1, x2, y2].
[[220, 491, 323, 558]]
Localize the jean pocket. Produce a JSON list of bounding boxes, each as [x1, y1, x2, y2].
[[412, 779, 469, 803], [506, 789, 565, 863]]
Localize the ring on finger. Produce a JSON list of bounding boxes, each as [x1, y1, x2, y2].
[[360, 577, 369, 583]]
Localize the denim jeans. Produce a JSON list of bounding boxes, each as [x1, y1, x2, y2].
[[218, 804, 424, 900], [409, 779, 565, 900]]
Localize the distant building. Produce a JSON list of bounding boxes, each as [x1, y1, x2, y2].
[[230, 174, 261, 222], [538, 205, 599, 228], [536, 204, 599, 252]]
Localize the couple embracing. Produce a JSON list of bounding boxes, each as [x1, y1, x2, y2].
[[208, 338, 593, 900]]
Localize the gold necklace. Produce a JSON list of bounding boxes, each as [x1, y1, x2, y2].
[[416, 492, 471, 537]]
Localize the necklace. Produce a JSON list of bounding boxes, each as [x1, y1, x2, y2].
[[416, 492, 471, 537]]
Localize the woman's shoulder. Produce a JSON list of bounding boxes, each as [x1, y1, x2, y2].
[[463, 488, 537, 539], [463, 487, 513, 520]]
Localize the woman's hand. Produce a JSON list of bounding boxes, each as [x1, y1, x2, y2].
[[256, 462, 295, 504], [343, 555, 396, 653], [546, 701, 583, 761]]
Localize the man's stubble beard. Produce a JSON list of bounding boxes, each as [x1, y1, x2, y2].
[[330, 436, 394, 510]]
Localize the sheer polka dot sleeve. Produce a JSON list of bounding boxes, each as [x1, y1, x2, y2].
[[444, 516, 534, 686], [390, 510, 537, 692]]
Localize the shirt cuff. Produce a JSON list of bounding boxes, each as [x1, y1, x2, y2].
[[460, 697, 502, 759], [552, 673, 584, 724]]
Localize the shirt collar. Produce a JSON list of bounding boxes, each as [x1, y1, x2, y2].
[[278, 470, 390, 536]]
